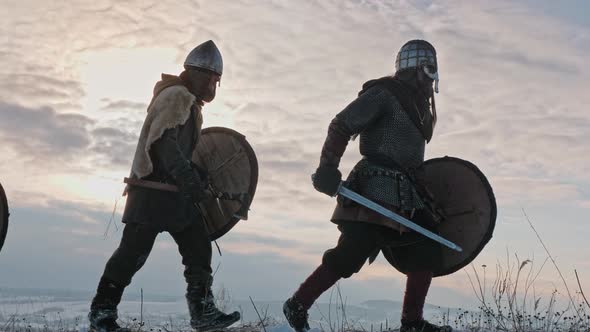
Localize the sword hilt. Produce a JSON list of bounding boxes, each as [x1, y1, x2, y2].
[[334, 181, 343, 197]]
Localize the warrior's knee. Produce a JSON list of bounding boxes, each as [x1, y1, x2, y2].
[[135, 254, 149, 270], [111, 244, 150, 266], [322, 249, 365, 279], [103, 246, 150, 287], [102, 260, 133, 288]]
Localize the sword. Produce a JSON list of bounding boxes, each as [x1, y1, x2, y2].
[[335, 182, 463, 252]]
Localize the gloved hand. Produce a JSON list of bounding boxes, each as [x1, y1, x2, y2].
[[175, 167, 208, 204], [151, 128, 209, 205], [312, 166, 342, 196]]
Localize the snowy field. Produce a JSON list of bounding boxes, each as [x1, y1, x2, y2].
[[3, 288, 588, 331], [0, 288, 457, 331]]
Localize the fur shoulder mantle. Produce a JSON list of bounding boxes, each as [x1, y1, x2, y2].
[[130, 85, 202, 179]]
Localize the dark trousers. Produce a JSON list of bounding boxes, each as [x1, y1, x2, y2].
[[322, 221, 441, 278], [101, 220, 212, 288], [294, 220, 440, 316]]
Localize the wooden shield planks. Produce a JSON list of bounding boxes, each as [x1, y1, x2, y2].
[[0, 182, 8, 253], [383, 156, 496, 277], [192, 127, 258, 240]]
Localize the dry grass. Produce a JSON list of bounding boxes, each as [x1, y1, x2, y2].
[[454, 257, 590, 332], [2, 212, 589, 332], [443, 209, 590, 332]]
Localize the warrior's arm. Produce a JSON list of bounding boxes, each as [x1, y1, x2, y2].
[[319, 86, 389, 168], [151, 127, 204, 202]]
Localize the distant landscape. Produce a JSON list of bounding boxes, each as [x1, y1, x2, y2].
[[0, 287, 453, 331]]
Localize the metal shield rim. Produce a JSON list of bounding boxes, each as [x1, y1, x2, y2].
[[200, 127, 258, 240], [0, 182, 8, 253], [426, 156, 497, 277]]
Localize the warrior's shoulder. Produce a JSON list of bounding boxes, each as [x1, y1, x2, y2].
[[151, 85, 195, 107], [147, 85, 199, 123], [358, 78, 401, 108]]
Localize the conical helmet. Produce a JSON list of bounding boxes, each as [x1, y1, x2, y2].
[[184, 40, 223, 75]]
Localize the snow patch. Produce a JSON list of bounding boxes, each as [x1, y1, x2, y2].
[[265, 323, 321, 332]]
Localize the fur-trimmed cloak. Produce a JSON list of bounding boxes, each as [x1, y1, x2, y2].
[[122, 74, 203, 232], [130, 74, 203, 180]]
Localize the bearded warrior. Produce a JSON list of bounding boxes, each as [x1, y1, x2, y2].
[[283, 40, 453, 332], [88, 40, 240, 332]]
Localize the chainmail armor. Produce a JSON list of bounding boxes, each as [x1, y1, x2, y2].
[[326, 85, 427, 212], [358, 92, 425, 169], [345, 159, 425, 212]]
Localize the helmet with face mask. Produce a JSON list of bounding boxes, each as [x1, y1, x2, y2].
[[184, 40, 223, 76], [395, 40, 439, 93]]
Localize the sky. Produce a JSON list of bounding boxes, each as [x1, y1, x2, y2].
[[0, 0, 589, 311]]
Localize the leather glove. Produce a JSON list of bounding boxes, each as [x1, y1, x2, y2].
[[312, 166, 342, 196], [151, 128, 208, 205], [174, 167, 208, 204]]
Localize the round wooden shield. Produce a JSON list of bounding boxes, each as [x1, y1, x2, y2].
[[0, 182, 9, 253], [192, 127, 258, 240], [383, 156, 496, 277]]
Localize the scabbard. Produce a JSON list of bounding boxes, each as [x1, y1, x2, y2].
[[124, 177, 179, 192]]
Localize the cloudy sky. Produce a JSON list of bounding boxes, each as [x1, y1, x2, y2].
[[0, 0, 589, 310]]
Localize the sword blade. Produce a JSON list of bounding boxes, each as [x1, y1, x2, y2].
[[338, 185, 463, 252]]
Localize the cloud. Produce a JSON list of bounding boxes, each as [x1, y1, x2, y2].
[[100, 99, 147, 112], [0, 102, 94, 163], [1, 0, 589, 306], [0, 102, 138, 170], [90, 126, 138, 167], [0, 71, 85, 110]]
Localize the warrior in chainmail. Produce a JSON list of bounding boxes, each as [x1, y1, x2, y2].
[[88, 41, 240, 332], [283, 40, 453, 332]]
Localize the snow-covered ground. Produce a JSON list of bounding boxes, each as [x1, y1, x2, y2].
[[0, 288, 461, 331]]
